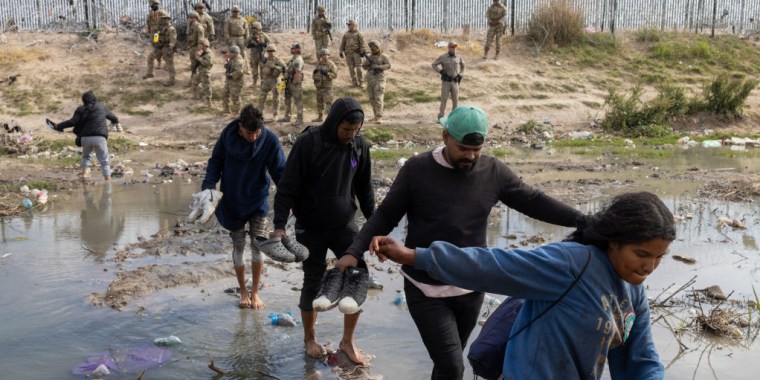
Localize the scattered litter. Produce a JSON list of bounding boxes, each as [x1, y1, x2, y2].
[[368, 275, 383, 290], [153, 335, 182, 346], [716, 216, 746, 229], [702, 140, 722, 148], [397, 157, 407, 167], [703, 285, 727, 301], [138, 141, 148, 147], [570, 131, 593, 140], [434, 41, 449, 48], [1, 253, 11, 259], [270, 312, 297, 327], [483, 294, 501, 306], [19, 185, 29, 193], [393, 290, 406, 306], [72, 346, 172, 376], [21, 198, 32, 208], [672, 255, 696, 264], [92, 364, 110, 378]]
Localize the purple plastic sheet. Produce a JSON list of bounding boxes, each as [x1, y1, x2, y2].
[[72, 346, 172, 375]]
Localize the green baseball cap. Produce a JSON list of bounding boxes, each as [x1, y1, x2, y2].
[[439, 105, 489, 143]]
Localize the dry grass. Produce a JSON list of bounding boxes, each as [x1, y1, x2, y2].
[[395, 29, 440, 50], [0, 47, 51, 68], [528, 0, 585, 48]]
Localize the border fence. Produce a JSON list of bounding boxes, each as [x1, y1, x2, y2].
[[2, 0, 759, 36]]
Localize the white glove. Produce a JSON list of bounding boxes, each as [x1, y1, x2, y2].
[[187, 189, 223, 224]]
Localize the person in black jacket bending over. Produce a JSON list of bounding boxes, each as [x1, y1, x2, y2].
[[56, 90, 120, 181], [344, 105, 585, 380], [272, 97, 375, 365]]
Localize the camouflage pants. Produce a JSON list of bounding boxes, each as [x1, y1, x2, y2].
[[283, 82, 303, 120], [438, 81, 459, 118], [249, 52, 264, 84], [345, 53, 363, 85], [314, 35, 330, 52], [229, 37, 247, 59], [485, 24, 505, 55], [192, 68, 212, 101], [223, 79, 244, 112], [147, 47, 175, 80], [258, 78, 280, 116], [188, 46, 198, 69], [366, 76, 385, 117], [315, 86, 333, 115]]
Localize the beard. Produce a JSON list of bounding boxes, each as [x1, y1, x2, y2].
[[452, 157, 477, 173]]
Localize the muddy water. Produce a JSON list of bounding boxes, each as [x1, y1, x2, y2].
[[1, 148, 760, 379]]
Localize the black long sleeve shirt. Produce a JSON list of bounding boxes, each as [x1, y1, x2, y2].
[[58, 103, 118, 139], [346, 151, 583, 285]]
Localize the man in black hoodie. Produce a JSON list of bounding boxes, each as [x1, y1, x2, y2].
[[272, 97, 374, 364], [56, 90, 120, 181]]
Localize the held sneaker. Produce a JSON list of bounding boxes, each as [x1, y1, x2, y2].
[[312, 268, 345, 312], [282, 236, 309, 262], [338, 267, 369, 315]]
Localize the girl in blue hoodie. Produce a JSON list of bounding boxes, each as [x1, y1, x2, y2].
[[372, 192, 674, 380]]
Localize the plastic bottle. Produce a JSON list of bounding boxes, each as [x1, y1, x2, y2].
[[393, 290, 406, 306], [483, 294, 501, 307], [21, 198, 33, 208], [270, 312, 296, 327], [154, 335, 182, 346]]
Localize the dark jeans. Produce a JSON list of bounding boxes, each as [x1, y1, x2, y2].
[[296, 223, 364, 311], [404, 278, 485, 380]]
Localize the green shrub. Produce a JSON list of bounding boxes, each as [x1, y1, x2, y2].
[[701, 74, 758, 119], [517, 120, 543, 134], [601, 86, 673, 137], [527, 0, 585, 48], [361, 128, 394, 144]]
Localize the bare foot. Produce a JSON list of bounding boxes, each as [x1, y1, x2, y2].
[[251, 293, 265, 310], [305, 339, 327, 359], [339, 339, 366, 365], [239, 289, 252, 308]]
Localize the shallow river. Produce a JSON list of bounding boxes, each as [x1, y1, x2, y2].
[[2, 147, 760, 379]]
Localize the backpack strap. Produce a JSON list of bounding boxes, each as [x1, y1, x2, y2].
[[505, 249, 593, 343]]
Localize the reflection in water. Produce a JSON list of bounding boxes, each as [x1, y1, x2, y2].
[[224, 310, 274, 379], [80, 183, 125, 260]]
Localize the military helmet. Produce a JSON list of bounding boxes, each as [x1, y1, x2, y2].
[[231, 5, 240, 12], [188, 11, 199, 19], [368, 40, 379, 47], [150, 0, 160, 5], [318, 48, 330, 56], [229, 45, 240, 54], [194, 2, 205, 9], [199, 38, 210, 47], [317, 5, 325, 13], [291, 43, 301, 50], [158, 10, 171, 19], [252, 22, 262, 30], [347, 20, 357, 26], [266, 45, 277, 52]]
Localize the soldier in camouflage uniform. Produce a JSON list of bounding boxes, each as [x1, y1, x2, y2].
[[224, 6, 249, 60], [484, 0, 508, 59], [194, 2, 215, 42], [143, 11, 177, 86], [147, 0, 163, 68], [362, 40, 391, 123], [191, 38, 214, 107], [279, 43, 304, 126], [246, 22, 269, 87], [432, 41, 465, 120], [311, 5, 332, 52], [258, 45, 286, 120], [222, 45, 246, 114], [339, 20, 367, 87], [187, 11, 206, 77], [311, 48, 338, 122]]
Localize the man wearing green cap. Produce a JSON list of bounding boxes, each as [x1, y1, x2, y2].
[[342, 105, 584, 379]]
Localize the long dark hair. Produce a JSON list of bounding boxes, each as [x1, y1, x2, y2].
[[564, 192, 676, 251]]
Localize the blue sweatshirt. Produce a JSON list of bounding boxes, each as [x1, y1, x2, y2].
[[201, 121, 286, 231], [415, 241, 664, 380]]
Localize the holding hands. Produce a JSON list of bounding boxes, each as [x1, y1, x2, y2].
[[369, 236, 416, 266]]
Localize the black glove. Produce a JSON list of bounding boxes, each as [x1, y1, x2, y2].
[[439, 70, 445, 75], [455, 74, 463, 83], [320, 69, 329, 76], [224, 63, 230, 70], [339, 51, 345, 59]]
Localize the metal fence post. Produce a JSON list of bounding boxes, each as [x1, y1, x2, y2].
[[510, 0, 515, 35], [710, 0, 717, 37], [661, 0, 668, 30]]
